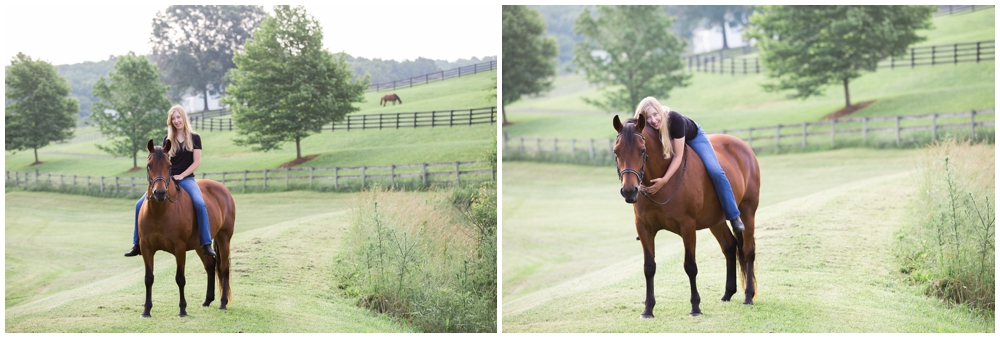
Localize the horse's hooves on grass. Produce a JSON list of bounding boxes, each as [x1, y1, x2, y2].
[[178, 314, 187, 318], [219, 306, 227, 310], [639, 314, 654, 319], [743, 300, 754, 305], [690, 312, 702, 317], [141, 314, 151, 318], [721, 295, 733, 302], [202, 302, 212, 307]]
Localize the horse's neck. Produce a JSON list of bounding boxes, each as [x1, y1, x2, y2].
[[643, 129, 671, 184]]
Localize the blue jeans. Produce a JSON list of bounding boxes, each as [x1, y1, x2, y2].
[[687, 125, 741, 221], [133, 177, 212, 246]]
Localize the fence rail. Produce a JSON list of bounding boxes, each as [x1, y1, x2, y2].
[[6, 160, 494, 195], [687, 40, 995, 75], [188, 107, 497, 132], [367, 60, 496, 92], [503, 109, 995, 158], [935, 5, 994, 16]]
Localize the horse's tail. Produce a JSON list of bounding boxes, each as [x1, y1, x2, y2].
[[396, 95, 401, 104], [734, 232, 748, 292], [379, 97, 384, 106]]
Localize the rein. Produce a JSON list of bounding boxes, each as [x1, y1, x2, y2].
[[615, 131, 689, 205], [640, 145, 688, 205]]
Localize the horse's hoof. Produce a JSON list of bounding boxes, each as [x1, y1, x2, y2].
[[743, 299, 754, 305], [178, 313, 187, 318], [639, 314, 654, 319], [202, 301, 212, 307], [141, 314, 151, 318], [721, 295, 734, 302], [690, 312, 702, 317], [219, 305, 227, 310]]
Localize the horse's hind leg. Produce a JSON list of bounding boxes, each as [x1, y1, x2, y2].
[[709, 225, 738, 301], [681, 226, 702, 316], [740, 213, 757, 305], [174, 248, 188, 317], [217, 235, 232, 310], [197, 249, 216, 307]]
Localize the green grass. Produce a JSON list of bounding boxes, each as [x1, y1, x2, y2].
[[5, 190, 424, 332], [501, 147, 994, 332], [502, 8, 994, 139]]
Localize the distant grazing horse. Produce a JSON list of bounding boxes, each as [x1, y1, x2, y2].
[[612, 115, 760, 318], [138, 139, 235, 317], [380, 93, 402, 106]]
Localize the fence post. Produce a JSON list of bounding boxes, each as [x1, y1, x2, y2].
[[977, 42, 981, 62], [931, 113, 937, 141], [748, 128, 753, 148], [469, 109, 474, 126], [802, 122, 808, 148], [335, 167, 339, 189], [362, 166, 366, 188], [831, 118, 836, 146], [87, 175, 91, 187], [970, 110, 977, 139], [931, 46, 936, 66], [520, 137, 525, 153], [896, 115, 902, 145], [536, 138, 541, 153], [731, 58, 735, 76], [14, 171, 18, 186], [911, 48, 915, 68], [554, 138, 558, 152], [455, 161, 460, 185], [954, 44, 958, 64], [263, 168, 267, 189], [35, 169, 39, 185], [391, 165, 395, 187], [755, 58, 759, 73], [115, 176, 118, 194], [100, 176, 103, 192], [775, 124, 781, 149], [421, 163, 427, 187], [48, 173, 51, 186], [863, 117, 868, 144], [743, 59, 747, 74], [222, 172, 226, 186], [431, 111, 436, 127], [309, 167, 314, 187], [243, 170, 248, 191], [286, 168, 290, 188], [589, 139, 595, 159], [130, 177, 134, 194], [449, 110, 454, 127], [571, 139, 576, 155]]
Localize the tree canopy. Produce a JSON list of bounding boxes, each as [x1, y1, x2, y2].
[[90, 52, 172, 169], [55, 57, 116, 122], [572, 5, 690, 114], [5, 53, 79, 164], [502, 5, 558, 124], [151, 5, 265, 110], [224, 5, 369, 160], [746, 5, 935, 108]]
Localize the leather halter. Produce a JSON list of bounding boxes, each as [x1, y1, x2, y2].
[[146, 154, 179, 203], [615, 131, 689, 205]]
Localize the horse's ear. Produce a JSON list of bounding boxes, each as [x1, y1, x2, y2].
[[163, 139, 172, 154], [146, 139, 154, 153], [613, 115, 623, 133], [636, 114, 645, 133]]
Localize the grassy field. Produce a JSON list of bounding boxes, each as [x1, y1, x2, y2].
[[5, 70, 497, 178], [501, 146, 995, 332], [502, 8, 995, 139], [4, 190, 431, 332]]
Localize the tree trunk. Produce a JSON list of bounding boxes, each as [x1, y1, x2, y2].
[[296, 136, 301, 159], [843, 78, 851, 108], [719, 17, 730, 50], [502, 107, 509, 125], [33, 147, 39, 164], [133, 152, 138, 169], [202, 88, 210, 112]]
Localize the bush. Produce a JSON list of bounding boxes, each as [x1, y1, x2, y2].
[[896, 138, 994, 316], [336, 183, 496, 332]]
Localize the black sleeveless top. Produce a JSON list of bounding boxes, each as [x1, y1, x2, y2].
[[666, 111, 699, 141], [162, 134, 202, 178]]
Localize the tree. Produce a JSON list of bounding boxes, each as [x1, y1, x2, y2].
[[223, 5, 369, 160], [573, 6, 691, 114], [90, 52, 172, 169], [5, 53, 79, 164], [502, 5, 558, 125], [151, 5, 265, 110], [745, 5, 935, 108]]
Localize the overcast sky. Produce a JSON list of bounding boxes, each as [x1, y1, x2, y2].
[[4, 4, 498, 66]]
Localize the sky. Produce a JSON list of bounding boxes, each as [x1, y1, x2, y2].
[[4, 4, 499, 66]]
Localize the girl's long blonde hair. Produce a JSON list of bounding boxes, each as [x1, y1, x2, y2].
[[166, 105, 195, 157], [633, 97, 673, 160]]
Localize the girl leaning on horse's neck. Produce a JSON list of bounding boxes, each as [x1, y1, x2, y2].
[[632, 97, 744, 233], [125, 105, 217, 258]]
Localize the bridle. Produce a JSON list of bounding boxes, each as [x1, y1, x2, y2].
[[615, 131, 689, 205], [146, 154, 179, 203]]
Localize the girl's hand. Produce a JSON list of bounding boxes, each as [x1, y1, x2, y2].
[[172, 175, 184, 181], [643, 178, 664, 195]]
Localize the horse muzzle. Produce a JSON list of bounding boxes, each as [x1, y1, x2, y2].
[[152, 189, 168, 202], [621, 185, 639, 204]]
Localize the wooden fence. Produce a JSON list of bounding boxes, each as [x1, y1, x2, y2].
[[188, 107, 497, 132], [689, 40, 995, 75], [503, 109, 995, 158], [6, 161, 494, 195], [935, 5, 993, 16], [367, 60, 496, 92]]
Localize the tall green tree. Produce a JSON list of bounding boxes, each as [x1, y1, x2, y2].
[[223, 5, 369, 160], [667, 5, 753, 50], [5, 53, 79, 164], [502, 5, 558, 125], [90, 52, 172, 169], [573, 5, 691, 114], [151, 5, 265, 110], [746, 5, 935, 108]]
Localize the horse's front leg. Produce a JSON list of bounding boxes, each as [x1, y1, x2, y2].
[[141, 249, 155, 318], [637, 224, 657, 318], [681, 226, 702, 316], [174, 247, 188, 317]]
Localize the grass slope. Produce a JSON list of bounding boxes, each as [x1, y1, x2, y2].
[[5, 71, 498, 177], [501, 147, 994, 332], [4, 191, 420, 332]]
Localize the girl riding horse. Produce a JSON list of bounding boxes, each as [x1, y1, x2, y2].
[[125, 105, 216, 258]]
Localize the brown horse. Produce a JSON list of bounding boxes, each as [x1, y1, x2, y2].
[[612, 115, 759, 318], [380, 93, 402, 106], [138, 139, 236, 317]]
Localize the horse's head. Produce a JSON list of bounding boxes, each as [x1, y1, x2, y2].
[[145, 139, 173, 202], [613, 114, 648, 204]]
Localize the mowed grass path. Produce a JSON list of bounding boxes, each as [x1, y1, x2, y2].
[[5, 70, 497, 177], [5, 191, 421, 332], [501, 147, 994, 332], [502, 9, 994, 139]]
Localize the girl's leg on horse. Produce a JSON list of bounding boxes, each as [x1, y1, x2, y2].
[[178, 177, 212, 246], [689, 126, 743, 231], [125, 194, 146, 256]]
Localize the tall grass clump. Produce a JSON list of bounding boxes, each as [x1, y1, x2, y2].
[[336, 182, 496, 332], [897, 138, 994, 317]]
